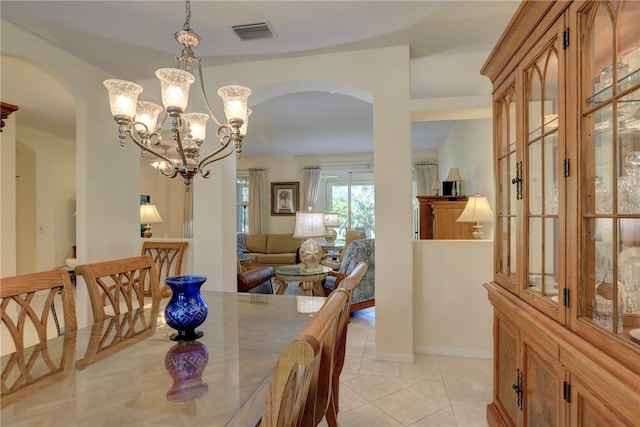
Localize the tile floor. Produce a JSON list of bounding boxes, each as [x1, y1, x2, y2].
[[322, 308, 493, 427]]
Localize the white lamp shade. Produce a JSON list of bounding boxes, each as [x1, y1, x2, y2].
[[155, 68, 195, 111], [104, 79, 143, 119], [456, 194, 494, 223], [323, 213, 340, 227], [140, 204, 164, 224], [446, 168, 463, 182], [293, 211, 327, 238], [218, 85, 251, 123], [134, 101, 163, 134], [184, 112, 209, 141]]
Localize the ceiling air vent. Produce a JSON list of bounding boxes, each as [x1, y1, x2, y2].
[[232, 22, 274, 41]]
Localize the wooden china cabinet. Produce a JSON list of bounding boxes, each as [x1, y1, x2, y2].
[[481, 1, 640, 426]]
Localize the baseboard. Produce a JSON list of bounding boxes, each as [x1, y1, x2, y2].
[[414, 345, 493, 359], [373, 351, 415, 363]]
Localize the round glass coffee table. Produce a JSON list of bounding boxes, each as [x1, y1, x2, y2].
[[274, 264, 332, 296]]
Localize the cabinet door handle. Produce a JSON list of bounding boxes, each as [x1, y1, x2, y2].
[[511, 161, 523, 200], [512, 368, 524, 410]]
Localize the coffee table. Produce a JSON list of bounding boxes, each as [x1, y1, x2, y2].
[[274, 264, 332, 296]]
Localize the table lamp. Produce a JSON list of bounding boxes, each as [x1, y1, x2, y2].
[[293, 210, 326, 272], [323, 212, 340, 244], [446, 168, 463, 196], [456, 194, 494, 239], [140, 203, 164, 238]]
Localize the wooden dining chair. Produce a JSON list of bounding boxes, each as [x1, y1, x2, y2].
[[0, 269, 77, 352], [260, 289, 350, 427], [324, 262, 367, 426], [141, 240, 188, 297], [75, 255, 160, 322]]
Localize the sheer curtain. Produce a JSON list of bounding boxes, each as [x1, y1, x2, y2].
[[302, 167, 321, 210], [415, 162, 438, 196], [248, 168, 267, 233]]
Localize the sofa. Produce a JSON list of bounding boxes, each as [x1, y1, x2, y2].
[[323, 238, 375, 312], [238, 233, 304, 268]]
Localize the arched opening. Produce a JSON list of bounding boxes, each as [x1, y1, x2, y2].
[[1, 55, 76, 274]]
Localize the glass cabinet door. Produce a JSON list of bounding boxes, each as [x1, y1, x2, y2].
[[495, 85, 519, 293], [580, 0, 640, 345], [522, 24, 565, 322]]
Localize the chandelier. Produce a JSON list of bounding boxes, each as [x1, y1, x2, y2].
[[103, 0, 251, 191]]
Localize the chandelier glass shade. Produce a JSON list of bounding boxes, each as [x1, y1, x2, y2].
[[103, 0, 251, 191]]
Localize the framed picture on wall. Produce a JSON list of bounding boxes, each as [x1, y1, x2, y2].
[[271, 182, 299, 216]]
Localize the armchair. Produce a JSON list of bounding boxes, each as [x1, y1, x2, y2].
[[322, 239, 375, 312], [237, 266, 275, 294]]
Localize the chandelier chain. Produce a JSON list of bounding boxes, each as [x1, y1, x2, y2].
[[183, 0, 192, 31]]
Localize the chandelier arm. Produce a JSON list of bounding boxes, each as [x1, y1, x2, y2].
[[197, 140, 232, 170], [198, 149, 236, 177], [195, 61, 224, 127], [126, 125, 178, 177]]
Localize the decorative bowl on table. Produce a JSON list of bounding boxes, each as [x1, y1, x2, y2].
[[164, 275, 208, 341]]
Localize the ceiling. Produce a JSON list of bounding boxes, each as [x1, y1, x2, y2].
[[1, 1, 520, 158]]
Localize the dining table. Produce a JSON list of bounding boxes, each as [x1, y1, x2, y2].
[[1, 291, 326, 426]]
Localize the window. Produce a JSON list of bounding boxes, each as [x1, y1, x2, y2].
[[320, 171, 375, 239], [236, 174, 249, 233]]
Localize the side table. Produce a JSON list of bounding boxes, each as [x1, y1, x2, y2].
[[237, 254, 256, 273], [273, 265, 332, 296], [321, 243, 344, 260]]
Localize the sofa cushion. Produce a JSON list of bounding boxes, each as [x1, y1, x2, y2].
[[255, 253, 297, 265], [266, 234, 303, 254], [245, 234, 267, 254]]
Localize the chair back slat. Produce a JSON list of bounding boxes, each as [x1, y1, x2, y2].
[[141, 241, 188, 297], [76, 255, 160, 322], [1, 269, 77, 353], [262, 289, 349, 427]]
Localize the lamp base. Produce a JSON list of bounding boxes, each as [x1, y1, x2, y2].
[[325, 228, 337, 245], [143, 224, 153, 238], [471, 224, 484, 240], [299, 238, 322, 271]]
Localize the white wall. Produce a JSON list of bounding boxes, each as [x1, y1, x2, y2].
[[17, 125, 76, 271], [0, 114, 18, 277], [438, 118, 495, 239], [413, 240, 493, 358]]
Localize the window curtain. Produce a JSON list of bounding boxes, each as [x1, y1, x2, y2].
[[249, 168, 267, 233], [415, 162, 438, 195], [302, 167, 321, 211]]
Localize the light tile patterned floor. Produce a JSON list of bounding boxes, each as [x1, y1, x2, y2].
[[321, 308, 493, 427]]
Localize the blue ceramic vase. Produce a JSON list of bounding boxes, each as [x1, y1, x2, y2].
[[164, 275, 208, 341]]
